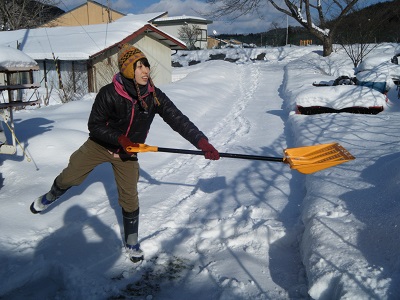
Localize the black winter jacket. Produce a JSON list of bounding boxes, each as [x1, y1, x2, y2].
[[88, 74, 207, 154]]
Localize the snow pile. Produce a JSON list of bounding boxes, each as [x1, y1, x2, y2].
[[283, 43, 400, 299], [172, 45, 318, 66], [356, 43, 400, 72], [0, 45, 38, 70], [356, 61, 400, 92]]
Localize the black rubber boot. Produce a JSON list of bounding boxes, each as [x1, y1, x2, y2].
[[122, 208, 140, 245], [122, 208, 143, 262]]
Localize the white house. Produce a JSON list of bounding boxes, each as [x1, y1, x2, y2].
[[152, 16, 213, 50]]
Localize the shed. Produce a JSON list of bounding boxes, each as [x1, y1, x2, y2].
[[0, 46, 40, 155]]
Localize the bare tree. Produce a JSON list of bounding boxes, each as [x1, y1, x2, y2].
[[268, 20, 283, 47], [57, 70, 88, 103], [178, 24, 202, 50], [205, 0, 380, 57], [336, 1, 399, 68], [340, 42, 378, 68], [336, 17, 379, 68], [0, 0, 62, 31]]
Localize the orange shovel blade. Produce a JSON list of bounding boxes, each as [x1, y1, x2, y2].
[[284, 143, 355, 174]]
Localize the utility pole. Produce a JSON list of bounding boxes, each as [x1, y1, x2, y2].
[[106, 0, 112, 23], [286, 15, 289, 45]]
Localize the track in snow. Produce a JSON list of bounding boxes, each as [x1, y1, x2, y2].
[[136, 62, 308, 299]]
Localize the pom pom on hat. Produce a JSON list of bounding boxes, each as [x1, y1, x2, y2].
[[118, 44, 147, 79]]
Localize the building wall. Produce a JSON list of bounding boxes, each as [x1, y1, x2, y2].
[[135, 35, 172, 85], [35, 59, 89, 99], [90, 35, 172, 93], [35, 60, 57, 89], [157, 23, 209, 49], [42, 1, 125, 27]]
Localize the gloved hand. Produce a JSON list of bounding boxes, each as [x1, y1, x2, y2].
[[118, 135, 138, 152], [197, 138, 220, 160]]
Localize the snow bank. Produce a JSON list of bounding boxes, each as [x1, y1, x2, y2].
[[282, 44, 400, 299], [356, 43, 399, 72], [172, 45, 322, 66], [291, 113, 400, 299]]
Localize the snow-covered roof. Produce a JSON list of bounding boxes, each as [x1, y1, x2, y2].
[[0, 46, 39, 71], [0, 14, 185, 61], [153, 15, 213, 24], [120, 12, 168, 23]]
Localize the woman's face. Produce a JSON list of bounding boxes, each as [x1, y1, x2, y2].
[[134, 60, 150, 85]]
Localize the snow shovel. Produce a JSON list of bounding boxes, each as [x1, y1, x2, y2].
[[125, 142, 354, 174]]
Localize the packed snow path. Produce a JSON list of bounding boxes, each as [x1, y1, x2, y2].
[[131, 61, 308, 298]]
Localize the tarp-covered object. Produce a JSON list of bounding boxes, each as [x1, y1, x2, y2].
[[296, 85, 387, 113]]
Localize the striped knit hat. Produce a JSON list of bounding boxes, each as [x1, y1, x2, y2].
[[118, 44, 146, 79]]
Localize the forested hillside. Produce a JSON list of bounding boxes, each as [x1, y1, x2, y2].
[[218, 0, 400, 47]]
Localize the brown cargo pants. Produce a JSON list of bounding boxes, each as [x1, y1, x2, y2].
[[55, 138, 139, 212]]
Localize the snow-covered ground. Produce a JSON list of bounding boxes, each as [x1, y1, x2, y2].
[[1, 44, 400, 299]]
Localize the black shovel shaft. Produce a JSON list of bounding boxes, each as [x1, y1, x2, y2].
[[157, 147, 284, 162]]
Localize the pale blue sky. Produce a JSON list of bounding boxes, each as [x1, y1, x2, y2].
[[58, 0, 390, 34]]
